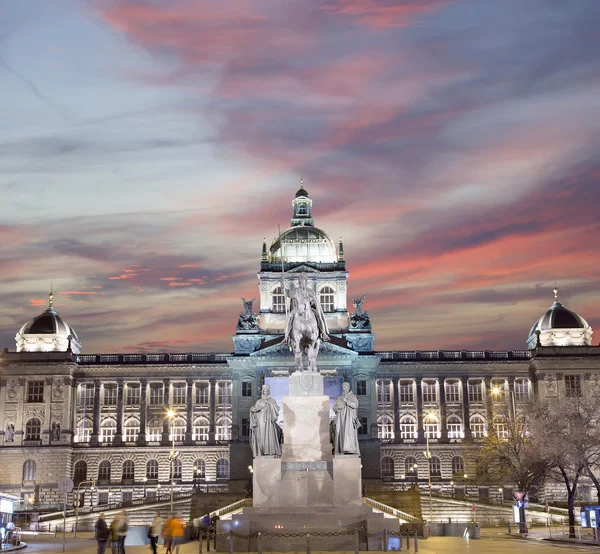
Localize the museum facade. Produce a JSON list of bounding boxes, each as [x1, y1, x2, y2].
[[0, 186, 598, 513]]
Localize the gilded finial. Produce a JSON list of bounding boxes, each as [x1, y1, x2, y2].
[[49, 282, 54, 308], [553, 283, 559, 302], [300, 177, 304, 185]]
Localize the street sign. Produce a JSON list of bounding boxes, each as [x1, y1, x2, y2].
[[57, 478, 74, 493], [514, 491, 526, 501], [471, 505, 477, 512]]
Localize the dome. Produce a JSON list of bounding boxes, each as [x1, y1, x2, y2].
[[16, 291, 82, 354], [270, 226, 338, 264], [527, 286, 593, 348]]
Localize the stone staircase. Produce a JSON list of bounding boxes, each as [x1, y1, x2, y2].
[[365, 486, 423, 521]]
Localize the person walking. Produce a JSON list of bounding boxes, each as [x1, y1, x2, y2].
[[163, 516, 174, 554], [95, 513, 109, 554], [109, 517, 120, 554], [171, 514, 185, 554], [149, 512, 162, 554], [117, 510, 129, 554]]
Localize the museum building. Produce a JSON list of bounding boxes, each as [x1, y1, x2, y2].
[[0, 186, 599, 513]]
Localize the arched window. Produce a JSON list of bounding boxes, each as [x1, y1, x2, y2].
[[122, 460, 135, 481], [170, 418, 186, 442], [124, 419, 140, 442], [100, 419, 116, 443], [494, 416, 508, 439], [23, 460, 37, 482], [216, 459, 230, 479], [98, 460, 111, 481], [73, 461, 87, 485], [272, 287, 285, 313], [405, 456, 418, 476], [194, 459, 206, 479], [216, 416, 232, 441], [25, 418, 41, 441], [470, 414, 487, 438], [193, 417, 209, 441], [147, 418, 163, 442], [319, 286, 335, 312], [429, 456, 441, 477], [146, 459, 159, 480], [377, 415, 394, 440], [381, 457, 394, 479], [76, 418, 92, 443], [423, 414, 440, 439], [452, 456, 465, 476], [169, 458, 182, 480], [447, 416, 463, 440], [399, 415, 416, 439], [297, 203, 307, 215]]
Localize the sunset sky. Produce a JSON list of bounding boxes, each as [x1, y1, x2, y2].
[[1, 0, 599, 353]]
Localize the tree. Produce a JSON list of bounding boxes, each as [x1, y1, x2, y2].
[[477, 401, 550, 533]]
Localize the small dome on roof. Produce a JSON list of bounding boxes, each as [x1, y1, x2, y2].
[[270, 226, 337, 264], [295, 186, 309, 198], [16, 289, 81, 354], [527, 286, 593, 348]]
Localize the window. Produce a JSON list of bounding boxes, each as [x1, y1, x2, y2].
[[193, 417, 209, 441], [491, 379, 506, 401], [98, 492, 109, 505], [217, 382, 232, 405], [242, 382, 252, 397], [494, 417, 508, 440], [122, 460, 135, 481], [429, 456, 441, 477], [125, 384, 140, 406], [399, 381, 414, 403], [445, 381, 460, 403], [146, 490, 157, 501], [447, 416, 463, 439], [80, 384, 94, 407], [272, 287, 285, 313], [170, 418, 186, 442], [356, 381, 367, 396], [405, 457, 418, 476], [468, 380, 483, 403], [216, 459, 230, 479], [75, 418, 92, 443], [216, 416, 231, 441], [422, 381, 437, 403], [172, 383, 186, 405], [146, 459, 159, 480], [98, 460, 111, 481], [23, 460, 36, 482], [196, 383, 209, 405], [399, 415, 416, 439], [122, 491, 133, 504], [470, 414, 487, 438], [194, 460, 206, 479], [27, 380, 44, 403], [377, 415, 394, 440], [148, 419, 163, 442], [169, 459, 182, 480], [564, 375, 581, 398], [424, 415, 440, 439], [381, 457, 394, 479], [359, 417, 368, 435], [515, 378, 530, 401], [319, 286, 335, 312], [452, 456, 465, 476], [377, 380, 391, 403], [101, 419, 116, 443], [241, 418, 250, 437], [73, 461, 87, 485], [103, 384, 117, 406], [25, 418, 41, 440], [149, 384, 163, 406], [124, 419, 139, 442]]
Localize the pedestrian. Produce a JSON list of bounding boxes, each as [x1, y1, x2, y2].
[[149, 512, 162, 554], [95, 513, 109, 554], [109, 517, 120, 554], [171, 514, 185, 554], [117, 509, 129, 554], [163, 516, 174, 554]]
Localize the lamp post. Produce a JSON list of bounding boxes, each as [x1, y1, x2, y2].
[[74, 479, 95, 537], [143, 477, 148, 498]]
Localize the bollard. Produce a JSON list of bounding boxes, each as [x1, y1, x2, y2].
[[405, 532, 410, 551], [354, 528, 359, 554], [507, 522, 511, 534], [213, 530, 217, 551], [257, 531, 262, 554], [198, 532, 203, 553], [398, 532, 402, 551], [413, 531, 418, 553], [306, 533, 310, 554], [383, 529, 388, 552]]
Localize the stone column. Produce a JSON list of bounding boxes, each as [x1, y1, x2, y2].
[[113, 380, 124, 446], [461, 377, 472, 440], [137, 379, 147, 446], [439, 377, 448, 441], [90, 380, 101, 446], [185, 378, 194, 445], [209, 379, 216, 443], [161, 379, 171, 446], [416, 379, 423, 442], [43, 377, 53, 445], [507, 376, 516, 421], [392, 376, 401, 443], [484, 377, 493, 426]]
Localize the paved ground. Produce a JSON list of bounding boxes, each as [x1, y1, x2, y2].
[[18, 530, 599, 554]]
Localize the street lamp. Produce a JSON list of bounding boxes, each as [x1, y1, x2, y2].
[[74, 479, 95, 537]]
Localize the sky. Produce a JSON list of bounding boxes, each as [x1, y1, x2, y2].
[[1, 0, 599, 354]]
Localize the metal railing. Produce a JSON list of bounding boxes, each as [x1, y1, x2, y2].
[[376, 350, 532, 361], [76, 353, 230, 364], [363, 497, 422, 523]]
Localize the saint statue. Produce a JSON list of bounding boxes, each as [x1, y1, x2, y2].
[[250, 385, 283, 457], [284, 273, 329, 372], [333, 382, 361, 455], [51, 422, 61, 441], [5, 424, 15, 442]]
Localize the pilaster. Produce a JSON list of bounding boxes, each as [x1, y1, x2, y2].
[[137, 379, 147, 446], [113, 380, 124, 446], [185, 378, 194, 445]]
